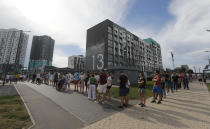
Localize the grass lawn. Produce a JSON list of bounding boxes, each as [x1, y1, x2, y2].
[[206, 83, 210, 92], [110, 81, 154, 100], [0, 95, 32, 129]]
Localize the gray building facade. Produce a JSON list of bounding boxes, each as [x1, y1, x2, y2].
[[29, 35, 54, 72], [0, 29, 29, 66], [86, 19, 163, 83], [68, 55, 85, 72]]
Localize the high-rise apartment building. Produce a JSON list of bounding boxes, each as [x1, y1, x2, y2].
[[68, 55, 85, 71], [86, 19, 163, 83], [29, 35, 54, 72], [143, 38, 163, 74], [0, 29, 29, 66]]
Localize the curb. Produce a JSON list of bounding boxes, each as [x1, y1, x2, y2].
[[14, 84, 36, 129]]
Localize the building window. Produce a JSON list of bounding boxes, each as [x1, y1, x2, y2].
[[108, 47, 113, 54], [108, 26, 112, 33], [108, 40, 113, 47], [108, 54, 113, 61], [108, 62, 113, 66], [108, 34, 112, 40]]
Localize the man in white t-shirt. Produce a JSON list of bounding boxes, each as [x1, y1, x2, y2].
[[36, 73, 41, 85], [106, 73, 112, 102], [125, 79, 130, 107]]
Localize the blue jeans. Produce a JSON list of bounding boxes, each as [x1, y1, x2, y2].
[[168, 81, 174, 92], [162, 89, 166, 97], [173, 82, 178, 91]]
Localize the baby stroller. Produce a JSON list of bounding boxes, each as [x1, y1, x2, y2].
[[57, 78, 65, 91]]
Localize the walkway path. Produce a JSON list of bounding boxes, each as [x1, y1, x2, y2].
[[15, 84, 84, 129], [19, 82, 120, 125], [83, 82, 210, 129]]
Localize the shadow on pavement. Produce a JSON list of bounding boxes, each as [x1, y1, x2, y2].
[[123, 105, 190, 128]]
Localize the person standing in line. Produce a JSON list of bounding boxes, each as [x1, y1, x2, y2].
[[74, 72, 80, 92], [178, 73, 183, 89], [19, 74, 23, 82], [138, 73, 146, 107], [106, 72, 112, 103], [49, 72, 54, 86], [6, 74, 10, 83], [67, 73, 72, 89], [36, 73, 41, 85], [97, 70, 107, 104], [117, 71, 128, 108], [161, 73, 166, 99], [183, 73, 189, 90], [125, 79, 130, 107], [151, 70, 162, 104], [32, 73, 36, 84], [79, 72, 85, 93], [172, 72, 179, 92], [64, 73, 69, 91], [88, 73, 97, 101], [54, 72, 58, 87], [95, 72, 100, 94], [85, 72, 90, 93], [165, 71, 170, 93], [15, 73, 19, 84], [198, 74, 203, 86]]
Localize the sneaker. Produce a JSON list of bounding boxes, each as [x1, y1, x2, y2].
[[138, 103, 143, 106], [95, 101, 99, 104], [157, 101, 161, 104], [102, 101, 105, 104], [118, 106, 124, 109], [141, 104, 146, 107], [123, 104, 128, 107], [151, 100, 156, 103]]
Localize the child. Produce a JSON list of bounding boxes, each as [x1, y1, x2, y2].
[[88, 74, 97, 101]]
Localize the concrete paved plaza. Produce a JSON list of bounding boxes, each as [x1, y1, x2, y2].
[[15, 82, 210, 129]]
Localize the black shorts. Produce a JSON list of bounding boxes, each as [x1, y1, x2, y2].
[[126, 88, 130, 94], [198, 79, 202, 82], [107, 85, 112, 89], [119, 88, 127, 97]]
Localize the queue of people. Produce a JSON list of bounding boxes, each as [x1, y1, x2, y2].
[[2, 69, 206, 109]]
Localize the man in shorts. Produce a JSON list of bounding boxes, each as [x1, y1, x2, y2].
[[117, 71, 128, 108], [138, 73, 146, 107], [151, 70, 162, 104], [74, 72, 79, 92], [97, 70, 107, 104]]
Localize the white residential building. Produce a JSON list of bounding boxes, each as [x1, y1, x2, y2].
[[68, 55, 85, 71], [0, 29, 29, 66]]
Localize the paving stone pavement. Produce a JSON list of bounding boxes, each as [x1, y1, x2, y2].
[[83, 82, 210, 129]]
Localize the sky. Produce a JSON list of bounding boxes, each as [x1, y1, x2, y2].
[[0, 0, 210, 72]]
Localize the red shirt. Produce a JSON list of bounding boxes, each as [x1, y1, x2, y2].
[[153, 75, 161, 86], [99, 73, 107, 85]]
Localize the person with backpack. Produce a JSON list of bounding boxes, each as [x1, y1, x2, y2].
[[85, 72, 90, 93], [138, 73, 146, 107], [88, 73, 97, 101]]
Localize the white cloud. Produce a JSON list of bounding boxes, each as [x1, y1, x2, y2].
[[2, 0, 133, 49], [0, 0, 134, 67], [155, 0, 210, 70], [52, 49, 68, 67]]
